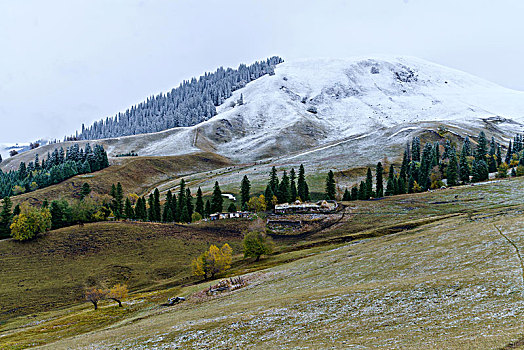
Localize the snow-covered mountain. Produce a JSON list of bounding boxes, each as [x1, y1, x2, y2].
[[2, 56, 524, 170]]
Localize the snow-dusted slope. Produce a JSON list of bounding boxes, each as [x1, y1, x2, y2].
[[3, 56, 524, 170], [199, 56, 524, 161]]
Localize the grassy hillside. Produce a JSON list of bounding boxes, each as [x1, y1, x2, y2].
[[0, 177, 522, 349], [0, 220, 247, 322], [9, 152, 231, 205]]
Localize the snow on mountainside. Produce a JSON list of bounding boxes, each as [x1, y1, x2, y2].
[[2, 56, 524, 170], [194, 55, 524, 161]]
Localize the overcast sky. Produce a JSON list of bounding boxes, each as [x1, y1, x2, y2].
[[1, 0, 523, 144]]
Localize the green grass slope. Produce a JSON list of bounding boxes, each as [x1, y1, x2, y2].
[[0, 220, 246, 322], [0, 177, 523, 349]]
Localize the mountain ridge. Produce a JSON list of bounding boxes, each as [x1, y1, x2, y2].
[[2, 56, 524, 171]]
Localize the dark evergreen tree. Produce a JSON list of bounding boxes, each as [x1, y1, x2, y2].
[[463, 136, 472, 156], [278, 170, 291, 203], [400, 148, 410, 181], [176, 179, 186, 222], [180, 204, 190, 223], [375, 162, 384, 198], [496, 143, 502, 167], [475, 131, 488, 162], [419, 143, 434, 190], [264, 185, 275, 209], [211, 181, 223, 214], [153, 188, 161, 221], [228, 202, 237, 212], [185, 188, 193, 219], [195, 187, 204, 216], [297, 164, 308, 202], [240, 175, 251, 208], [124, 198, 134, 219], [269, 166, 279, 195], [412, 137, 421, 162], [80, 182, 91, 200], [358, 181, 366, 200], [0, 197, 13, 238], [351, 186, 358, 200], [505, 140, 513, 165], [163, 190, 173, 222], [50, 200, 71, 229], [147, 194, 154, 221], [459, 142, 470, 183], [290, 168, 297, 201], [342, 188, 351, 201], [446, 148, 459, 186], [205, 199, 211, 217], [365, 167, 373, 199], [471, 159, 489, 182], [325, 170, 336, 200]]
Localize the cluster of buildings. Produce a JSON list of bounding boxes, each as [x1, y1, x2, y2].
[[274, 200, 337, 214], [207, 200, 338, 221]]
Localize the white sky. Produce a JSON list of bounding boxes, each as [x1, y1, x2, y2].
[[1, 0, 523, 143]]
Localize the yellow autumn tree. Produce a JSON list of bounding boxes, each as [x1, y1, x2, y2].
[[107, 284, 128, 307], [192, 243, 233, 280], [247, 195, 266, 212], [10, 204, 51, 241]]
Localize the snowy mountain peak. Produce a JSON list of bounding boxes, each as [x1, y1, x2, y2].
[[3, 56, 524, 170]]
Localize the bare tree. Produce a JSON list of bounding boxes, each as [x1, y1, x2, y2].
[[85, 287, 106, 310]]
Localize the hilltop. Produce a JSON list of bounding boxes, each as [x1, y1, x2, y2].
[[3, 56, 524, 173]]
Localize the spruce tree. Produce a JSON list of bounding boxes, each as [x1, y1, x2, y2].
[[186, 188, 193, 219], [358, 181, 366, 200], [464, 136, 472, 156], [205, 200, 211, 217], [170, 193, 177, 221], [505, 140, 513, 165], [400, 148, 410, 181], [176, 179, 186, 222], [195, 187, 204, 216], [180, 204, 190, 223], [472, 159, 489, 182], [297, 164, 307, 202], [342, 188, 351, 201], [365, 167, 373, 199], [147, 194, 154, 221], [304, 182, 310, 201], [163, 191, 173, 222], [228, 202, 237, 212], [476, 131, 488, 161], [112, 182, 124, 219], [211, 181, 223, 214], [80, 182, 91, 200], [0, 197, 13, 238], [375, 162, 384, 198], [412, 137, 421, 162], [459, 143, 470, 183], [124, 198, 134, 219], [269, 166, 279, 195], [278, 170, 291, 203], [290, 168, 297, 201], [240, 175, 251, 208], [153, 188, 161, 221], [446, 148, 459, 186], [325, 170, 336, 200], [496, 144, 502, 167], [264, 185, 275, 209], [351, 186, 358, 200]]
